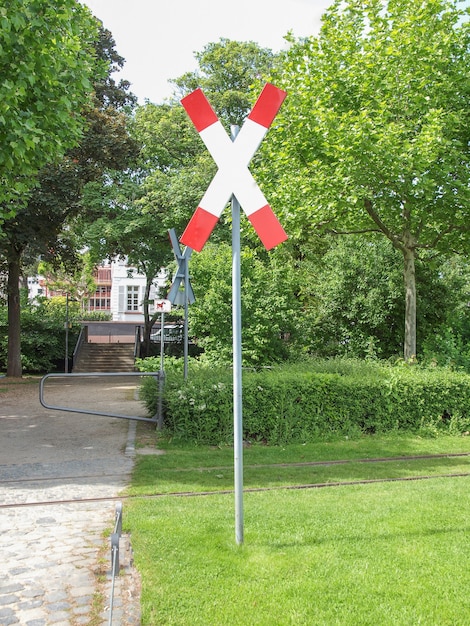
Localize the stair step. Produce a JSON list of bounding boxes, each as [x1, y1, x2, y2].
[[73, 343, 136, 373]]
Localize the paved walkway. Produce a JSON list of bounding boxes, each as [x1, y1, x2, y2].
[[0, 376, 146, 625]]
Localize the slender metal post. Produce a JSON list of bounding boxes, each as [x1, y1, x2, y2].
[[231, 124, 243, 545], [157, 311, 165, 429], [65, 292, 69, 373], [184, 257, 189, 379], [160, 311, 165, 372]]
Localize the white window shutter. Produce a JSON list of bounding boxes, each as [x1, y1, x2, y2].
[[118, 285, 125, 312]]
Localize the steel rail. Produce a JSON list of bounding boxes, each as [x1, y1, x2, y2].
[[147, 451, 470, 473], [1, 470, 469, 510], [3, 452, 469, 486]]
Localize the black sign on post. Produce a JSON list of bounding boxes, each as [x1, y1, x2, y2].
[[167, 229, 195, 379], [167, 229, 195, 305]]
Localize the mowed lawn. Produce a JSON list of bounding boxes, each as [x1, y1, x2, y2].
[[124, 435, 470, 625]]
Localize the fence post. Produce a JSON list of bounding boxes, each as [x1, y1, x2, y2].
[[111, 533, 120, 577], [114, 502, 122, 536], [111, 501, 122, 576]]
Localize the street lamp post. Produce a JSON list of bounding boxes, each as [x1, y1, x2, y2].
[[65, 292, 70, 373]]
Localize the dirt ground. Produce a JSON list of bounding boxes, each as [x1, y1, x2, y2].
[[0, 374, 150, 468]]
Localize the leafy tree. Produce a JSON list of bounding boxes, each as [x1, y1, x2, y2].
[[83, 172, 173, 356], [0, 293, 81, 374], [170, 38, 276, 127], [84, 97, 219, 356], [0, 26, 138, 377], [188, 242, 300, 365], [131, 102, 213, 235], [262, 0, 470, 361], [85, 40, 279, 356], [0, 0, 101, 215], [38, 253, 97, 310], [304, 237, 450, 359]]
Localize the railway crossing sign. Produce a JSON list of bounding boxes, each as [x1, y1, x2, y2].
[[179, 84, 288, 544], [166, 228, 194, 380], [180, 83, 288, 252], [166, 228, 195, 306]]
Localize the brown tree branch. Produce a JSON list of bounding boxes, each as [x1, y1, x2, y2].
[[326, 227, 382, 235], [363, 198, 406, 253]]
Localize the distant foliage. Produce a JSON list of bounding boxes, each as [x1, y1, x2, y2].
[[0, 295, 80, 373], [303, 237, 452, 359], [187, 242, 301, 365], [421, 257, 470, 372], [80, 311, 112, 322]]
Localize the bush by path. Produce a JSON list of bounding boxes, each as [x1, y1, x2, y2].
[[137, 358, 470, 445]]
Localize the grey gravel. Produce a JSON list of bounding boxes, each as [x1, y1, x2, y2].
[[0, 377, 145, 625]]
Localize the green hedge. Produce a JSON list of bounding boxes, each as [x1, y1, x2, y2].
[[137, 359, 470, 445]]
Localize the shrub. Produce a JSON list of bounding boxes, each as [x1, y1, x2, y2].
[[0, 294, 80, 373], [79, 311, 112, 321], [136, 358, 470, 445]]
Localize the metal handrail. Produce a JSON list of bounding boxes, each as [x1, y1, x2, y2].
[[109, 502, 123, 625], [72, 325, 88, 370], [39, 371, 163, 424], [134, 325, 142, 359]]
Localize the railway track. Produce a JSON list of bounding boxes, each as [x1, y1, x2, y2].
[[1, 451, 469, 509]]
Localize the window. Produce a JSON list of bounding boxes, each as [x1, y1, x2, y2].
[[95, 267, 111, 283], [127, 285, 140, 311], [88, 286, 111, 311]]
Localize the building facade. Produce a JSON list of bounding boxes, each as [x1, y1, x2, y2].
[[108, 259, 167, 323], [31, 259, 167, 323]]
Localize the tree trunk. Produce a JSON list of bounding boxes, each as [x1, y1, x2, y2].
[[141, 274, 154, 357], [141, 323, 153, 358], [7, 248, 22, 378], [403, 245, 417, 362]]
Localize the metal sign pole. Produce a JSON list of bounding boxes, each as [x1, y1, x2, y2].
[[179, 86, 287, 544], [160, 311, 165, 372], [231, 124, 244, 545], [184, 258, 189, 379], [167, 229, 194, 380], [65, 292, 69, 373], [157, 310, 165, 429]]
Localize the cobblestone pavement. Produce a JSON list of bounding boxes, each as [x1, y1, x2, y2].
[[0, 376, 147, 625]]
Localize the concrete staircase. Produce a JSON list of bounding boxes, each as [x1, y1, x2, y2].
[[73, 343, 135, 373]]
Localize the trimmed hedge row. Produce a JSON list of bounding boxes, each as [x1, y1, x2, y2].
[[138, 360, 470, 445]]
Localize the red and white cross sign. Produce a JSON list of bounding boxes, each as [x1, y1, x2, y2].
[[180, 83, 288, 252]]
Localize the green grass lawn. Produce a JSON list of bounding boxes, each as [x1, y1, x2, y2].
[[124, 433, 470, 625]]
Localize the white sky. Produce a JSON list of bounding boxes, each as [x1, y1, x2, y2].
[[82, 0, 334, 104]]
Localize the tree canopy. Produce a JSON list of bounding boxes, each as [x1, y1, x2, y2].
[[1, 24, 138, 377], [262, 0, 470, 360], [81, 39, 281, 357], [0, 0, 102, 216], [170, 38, 276, 128]]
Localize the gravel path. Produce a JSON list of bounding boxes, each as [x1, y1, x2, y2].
[[0, 375, 147, 625]]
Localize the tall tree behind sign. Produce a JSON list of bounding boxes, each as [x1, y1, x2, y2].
[[263, 0, 470, 361], [0, 0, 100, 216], [1, 26, 138, 377]]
